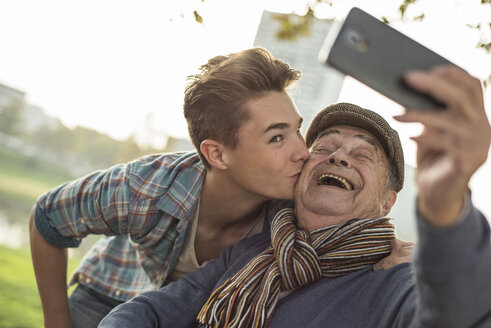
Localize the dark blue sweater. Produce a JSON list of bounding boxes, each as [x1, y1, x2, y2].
[[99, 204, 491, 328]]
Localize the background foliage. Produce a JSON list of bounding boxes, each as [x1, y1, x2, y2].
[[0, 105, 168, 326]]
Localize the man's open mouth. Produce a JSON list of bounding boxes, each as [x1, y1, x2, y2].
[[317, 173, 353, 190]]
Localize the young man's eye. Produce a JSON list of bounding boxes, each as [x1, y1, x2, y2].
[[270, 135, 283, 143]]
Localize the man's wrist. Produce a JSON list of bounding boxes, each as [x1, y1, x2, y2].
[[418, 191, 471, 227]]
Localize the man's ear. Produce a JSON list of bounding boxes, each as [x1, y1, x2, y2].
[[382, 190, 397, 216], [200, 139, 227, 170]]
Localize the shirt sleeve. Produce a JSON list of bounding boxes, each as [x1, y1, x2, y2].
[[98, 241, 232, 328], [411, 196, 491, 327], [33, 162, 132, 248]]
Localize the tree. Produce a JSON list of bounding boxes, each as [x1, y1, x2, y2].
[[190, 0, 490, 86], [0, 99, 24, 136]]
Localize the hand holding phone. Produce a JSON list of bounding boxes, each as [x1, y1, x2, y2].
[[319, 7, 457, 110]]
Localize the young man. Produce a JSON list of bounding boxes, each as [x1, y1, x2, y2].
[[99, 66, 491, 327], [29, 47, 309, 327]]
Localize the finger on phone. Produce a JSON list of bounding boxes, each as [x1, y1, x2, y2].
[[404, 67, 482, 120]]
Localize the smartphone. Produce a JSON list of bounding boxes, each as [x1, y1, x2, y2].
[[319, 7, 457, 110]]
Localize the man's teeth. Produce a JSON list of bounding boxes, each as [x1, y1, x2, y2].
[[317, 173, 353, 190]]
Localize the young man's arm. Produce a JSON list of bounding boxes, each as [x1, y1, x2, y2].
[[29, 211, 71, 328], [30, 163, 133, 327]]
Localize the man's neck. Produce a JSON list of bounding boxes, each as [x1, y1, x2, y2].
[[294, 202, 383, 231], [295, 204, 387, 232], [193, 171, 268, 263], [198, 170, 268, 234], [296, 211, 351, 231]]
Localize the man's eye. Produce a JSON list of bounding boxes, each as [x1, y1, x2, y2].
[[270, 135, 283, 143], [356, 153, 373, 161]]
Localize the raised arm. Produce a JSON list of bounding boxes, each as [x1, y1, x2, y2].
[[395, 66, 490, 226], [394, 66, 491, 327]]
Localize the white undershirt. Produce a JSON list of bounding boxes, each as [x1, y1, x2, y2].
[[167, 201, 265, 282]]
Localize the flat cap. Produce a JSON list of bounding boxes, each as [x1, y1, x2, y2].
[[305, 103, 405, 192]]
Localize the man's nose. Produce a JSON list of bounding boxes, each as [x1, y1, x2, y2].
[[327, 150, 351, 167]]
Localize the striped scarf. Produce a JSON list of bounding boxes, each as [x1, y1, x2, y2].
[[197, 208, 395, 328]]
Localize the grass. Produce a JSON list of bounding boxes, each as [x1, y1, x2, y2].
[[0, 146, 84, 326], [0, 245, 80, 327]]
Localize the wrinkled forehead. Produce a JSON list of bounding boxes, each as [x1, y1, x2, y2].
[[313, 125, 379, 147]]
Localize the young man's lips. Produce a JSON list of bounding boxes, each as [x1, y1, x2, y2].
[[289, 172, 301, 180]]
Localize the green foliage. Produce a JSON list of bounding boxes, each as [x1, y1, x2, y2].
[[193, 10, 203, 24], [0, 245, 80, 328], [483, 75, 491, 89], [0, 146, 74, 210], [24, 124, 72, 156], [273, 8, 315, 41], [0, 146, 102, 324], [398, 0, 418, 19], [478, 41, 491, 53], [21, 124, 161, 171], [269, 1, 429, 41], [0, 99, 24, 136], [413, 13, 425, 21]]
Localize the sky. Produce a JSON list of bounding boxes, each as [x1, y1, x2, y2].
[[0, 0, 490, 217]]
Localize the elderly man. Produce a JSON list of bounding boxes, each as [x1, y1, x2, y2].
[[99, 66, 491, 327]]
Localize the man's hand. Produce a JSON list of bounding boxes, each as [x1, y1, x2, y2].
[[373, 239, 414, 270], [394, 66, 491, 227]]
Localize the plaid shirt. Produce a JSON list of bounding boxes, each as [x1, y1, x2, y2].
[[34, 151, 206, 301], [34, 151, 290, 301]]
